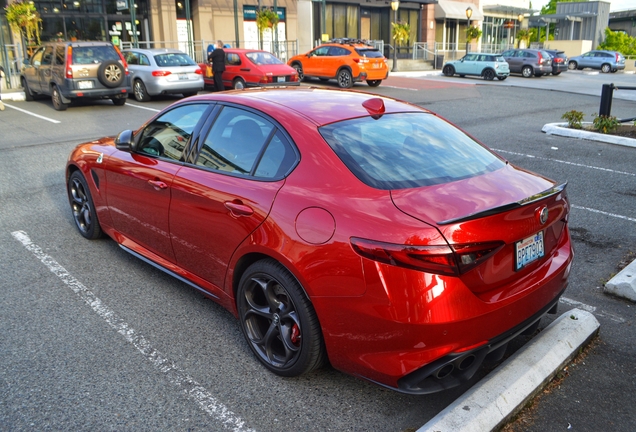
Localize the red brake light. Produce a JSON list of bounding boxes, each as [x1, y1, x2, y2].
[[615, 52, 619, 62], [537, 52, 543, 64], [113, 45, 129, 75], [194, 68, 202, 75], [152, 70, 172, 77], [66, 45, 73, 78], [353, 58, 360, 63], [350, 238, 504, 276]]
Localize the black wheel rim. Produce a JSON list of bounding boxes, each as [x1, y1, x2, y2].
[[294, 65, 303, 81], [338, 71, 351, 88], [241, 275, 302, 369], [70, 177, 92, 234]]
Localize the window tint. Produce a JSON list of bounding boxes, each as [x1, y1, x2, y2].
[[196, 107, 275, 175], [137, 104, 208, 161], [319, 113, 505, 190], [329, 47, 350, 56]]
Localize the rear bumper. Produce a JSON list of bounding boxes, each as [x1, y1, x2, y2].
[[143, 78, 204, 96]]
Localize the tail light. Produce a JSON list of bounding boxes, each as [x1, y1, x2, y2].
[[258, 76, 273, 84], [65, 45, 73, 78], [537, 52, 543, 65], [194, 68, 202, 75], [152, 70, 172, 77], [350, 237, 504, 276], [615, 52, 620, 62], [113, 45, 130, 75]]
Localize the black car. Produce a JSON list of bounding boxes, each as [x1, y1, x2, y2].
[[544, 50, 568, 75]]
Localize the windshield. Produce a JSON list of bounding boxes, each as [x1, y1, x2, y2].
[[319, 113, 505, 190], [246, 52, 284, 65]]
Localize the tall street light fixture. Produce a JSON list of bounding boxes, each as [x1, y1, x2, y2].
[[391, 0, 400, 72], [465, 6, 472, 53]]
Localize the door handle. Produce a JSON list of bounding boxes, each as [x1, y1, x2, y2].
[[224, 201, 254, 217], [148, 179, 168, 189]]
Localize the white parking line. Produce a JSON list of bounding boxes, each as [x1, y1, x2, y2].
[[561, 297, 626, 324], [126, 102, 161, 112], [494, 148, 636, 177], [11, 230, 254, 432], [1, 103, 61, 123]]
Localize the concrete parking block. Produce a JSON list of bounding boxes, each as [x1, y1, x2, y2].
[[418, 308, 600, 432], [542, 122, 636, 148], [605, 259, 636, 302]]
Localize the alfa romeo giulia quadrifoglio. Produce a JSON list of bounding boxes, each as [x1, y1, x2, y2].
[[66, 88, 573, 394]]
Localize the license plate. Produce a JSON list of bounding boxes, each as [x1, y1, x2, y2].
[[515, 231, 545, 271], [78, 80, 93, 89], [178, 74, 189, 80], [277, 76, 285, 82]]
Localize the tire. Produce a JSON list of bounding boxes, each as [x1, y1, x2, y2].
[[112, 97, 126, 106], [236, 259, 327, 377], [22, 78, 34, 101], [553, 71, 561, 76], [442, 65, 455, 77], [133, 79, 151, 102], [610, 69, 617, 73], [97, 60, 125, 88], [534, 73, 543, 77], [497, 76, 507, 81], [483, 69, 495, 81], [367, 80, 381, 87], [336, 69, 353, 88], [292, 63, 305, 82], [51, 85, 68, 111], [233, 78, 246, 90], [182, 91, 198, 97], [568, 61, 577, 70], [601, 64, 611, 73], [67, 171, 103, 240], [459, 74, 465, 78], [522, 65, 533, 78]]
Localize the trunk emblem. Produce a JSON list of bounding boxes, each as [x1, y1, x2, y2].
[[538, 206, 549, 225]]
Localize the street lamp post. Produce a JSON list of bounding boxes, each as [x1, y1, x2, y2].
[[391, 0, 400, 72], [465, 6, 472, 53]]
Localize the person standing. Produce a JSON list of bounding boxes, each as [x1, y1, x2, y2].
[[209, 40, 226, 92]]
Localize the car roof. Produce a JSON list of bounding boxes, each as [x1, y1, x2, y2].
[[187, 88, 429, 126], [123, 48, 187, 54]]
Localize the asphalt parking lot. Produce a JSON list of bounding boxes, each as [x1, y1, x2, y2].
[[1, 70, 635, 431]]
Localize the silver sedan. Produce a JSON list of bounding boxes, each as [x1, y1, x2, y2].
[[122, 48, 204, 102]]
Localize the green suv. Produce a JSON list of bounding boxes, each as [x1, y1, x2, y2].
[[21, 41, 131, 111]]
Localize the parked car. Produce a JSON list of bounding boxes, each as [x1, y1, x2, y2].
[[442, 53, 510, 80], [122, 48, 203, 102], [288, 39, 388, 88], [66, 88, 572, 394], [21, 41, 131, 110], [500, 48, 553, 78], [568, 50, 625, 73], [544, 49, 568, 75], [199, 48, 299, 90]]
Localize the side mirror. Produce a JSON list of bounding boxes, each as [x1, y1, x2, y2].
[[115, 130, 135, 151]]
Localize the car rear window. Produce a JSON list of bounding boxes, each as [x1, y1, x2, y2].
[[319, 113, 505, 190], [154, 53, 196, 66], [72, 46, 119, 64], [495, 56, 506, 62], [354, 48, 384, 58], [246, 51, 284, 65]]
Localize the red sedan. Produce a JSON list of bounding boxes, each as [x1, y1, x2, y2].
[[199, 48, 299, 90], [66, 88, 572, 394]]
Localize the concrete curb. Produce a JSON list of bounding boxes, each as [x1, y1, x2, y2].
[[605, 259, 636, 302], [0, 91, 26, 102], [543, 122, 636, 148], [418, 308, 600, 432]]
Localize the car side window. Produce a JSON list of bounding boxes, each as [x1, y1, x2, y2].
[[41, 46, 54, 66], [195, 106, 279, 176], [137, 104, 209, 161], [55, 46, 65, 65], [31, 48, 44, 67], [125, 52, 139, 65], [464, 54, 476, 61], [313, 47, 330, 57], [501, 50, 513, 57], [139, 54, 150, 66], [227, 53, 241, 65], [329, 47, 349, 56]]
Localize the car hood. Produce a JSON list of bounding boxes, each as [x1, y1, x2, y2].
[[390, 163, 556, 225]]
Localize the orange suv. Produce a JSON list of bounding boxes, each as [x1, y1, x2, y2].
[[288, 39, 388, 88]]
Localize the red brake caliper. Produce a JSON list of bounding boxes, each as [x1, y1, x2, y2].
[[290, 323, 301, 346]]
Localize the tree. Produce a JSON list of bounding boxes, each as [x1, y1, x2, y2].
[[598, 28, 636, 55]]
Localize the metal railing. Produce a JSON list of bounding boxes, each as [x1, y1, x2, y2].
[[413, 42, 435, 61], [121, 40, 298, 63], [1, 43, 25, 90]]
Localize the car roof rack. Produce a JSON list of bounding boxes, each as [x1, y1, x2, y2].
[[326, 38, 374, 46]]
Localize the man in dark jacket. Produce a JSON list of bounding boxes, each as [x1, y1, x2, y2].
[[208, 40, 226, 92]]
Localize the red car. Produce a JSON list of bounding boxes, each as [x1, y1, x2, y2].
[[199, 48, 299, 90], [66, 88, 573, 394]]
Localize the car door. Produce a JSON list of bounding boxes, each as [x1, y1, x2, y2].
[[222, 51, 244, 87], [460, 54, 477, 75], [22, 47, 44, 94], [579, 51, 595, 68], [105, 103, 211, 262], [501, 49, 519, 73], [303, 46, 329, 77], [169, 105, 298, 291]]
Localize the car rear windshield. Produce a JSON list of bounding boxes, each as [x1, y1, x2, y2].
[[495, 56, 506, 62], [319, 113, 505, 190], [354, 48, 384, 58], [246, 52, 284, 65], [72, 46, 119, 64], [154, 53, 196, 66]]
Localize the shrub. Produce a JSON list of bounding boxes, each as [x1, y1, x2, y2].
[[593, 114, 621, 134], [561, 110, 584, 129]]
